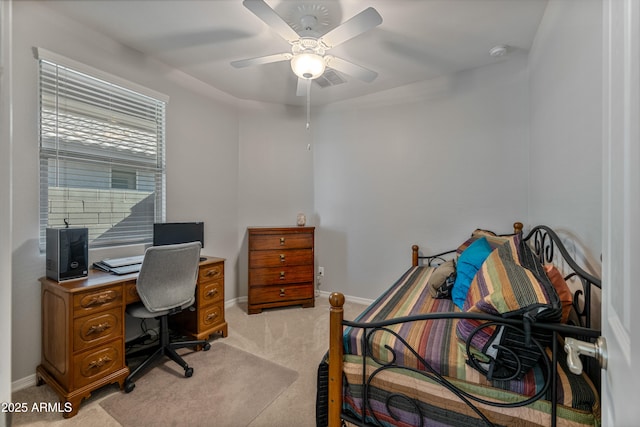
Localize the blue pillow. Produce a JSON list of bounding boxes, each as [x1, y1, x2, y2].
[[451, 236, 493, 309]]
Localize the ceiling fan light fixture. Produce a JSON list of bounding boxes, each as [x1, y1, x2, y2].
[[291, 52, 326, 79]]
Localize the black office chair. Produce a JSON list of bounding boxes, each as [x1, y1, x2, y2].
[[123, 241, 211, 393]]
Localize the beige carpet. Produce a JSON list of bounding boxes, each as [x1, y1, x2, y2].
[[11, 296, 368, 427], [99, 342, 298, 427]]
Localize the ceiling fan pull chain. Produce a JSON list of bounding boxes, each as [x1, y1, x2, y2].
[[306, 80, 311, 130]]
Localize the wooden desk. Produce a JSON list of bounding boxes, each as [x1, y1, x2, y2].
[[36, 256, 227, 418]]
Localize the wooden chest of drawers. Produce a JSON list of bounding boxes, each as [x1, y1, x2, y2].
[[248, 226, 315, 314]]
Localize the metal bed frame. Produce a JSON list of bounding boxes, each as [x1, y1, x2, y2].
[[322, 224, 603, 427]]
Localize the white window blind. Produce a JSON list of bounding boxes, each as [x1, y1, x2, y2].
[[38, 52, 167, 249]]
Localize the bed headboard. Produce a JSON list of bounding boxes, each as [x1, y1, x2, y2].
[[411, 222, 523, 267], [411, 222, 603, 388], [411, 222, 601, 330], [522, 225, 601, 330]]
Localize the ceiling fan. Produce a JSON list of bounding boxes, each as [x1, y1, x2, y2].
[[231, 0, 383, 95]]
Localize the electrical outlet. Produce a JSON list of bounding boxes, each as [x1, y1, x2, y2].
[[318, 266, 324, 277]]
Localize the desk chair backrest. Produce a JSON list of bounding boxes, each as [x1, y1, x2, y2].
[[136, 242, 201, 313]]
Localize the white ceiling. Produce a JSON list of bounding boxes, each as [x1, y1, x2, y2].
[[41, 0, 548, 106]]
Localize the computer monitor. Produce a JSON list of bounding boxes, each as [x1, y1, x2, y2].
[[153, 222, 204, 248]]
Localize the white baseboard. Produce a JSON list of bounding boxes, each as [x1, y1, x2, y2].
[[12, 373, 36, 392], [227, 296, 245, 308], [344, 294, 374, 306], [317, 290, 373, 307]]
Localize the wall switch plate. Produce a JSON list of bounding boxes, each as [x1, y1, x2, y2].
[[318, 266, 324, 277]]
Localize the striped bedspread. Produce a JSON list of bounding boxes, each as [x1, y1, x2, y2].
[[341, 266, 600, 426]]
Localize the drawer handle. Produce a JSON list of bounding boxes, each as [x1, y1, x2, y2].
[[206, 312, 218, 321], [81, 292, 117, 308], [280, 254, 285, 262], [205, 269, 220, 278], [205, 288, 219, 298], [280, 237, 285, 245], [280, 288, 286, 297], [85, 322, 112, 336], [279, 271, 285, 280], [87, 355, 112, 370]]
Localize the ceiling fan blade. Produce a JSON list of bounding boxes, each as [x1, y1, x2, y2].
[[296, 78, 310, 97], [231, 52, 292, 68], [242, 0, 300, 42], [320, 7, 382, 48], [326, 56, 378, 83]]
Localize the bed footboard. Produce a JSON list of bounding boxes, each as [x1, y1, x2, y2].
[[326, 294, 601, 427]]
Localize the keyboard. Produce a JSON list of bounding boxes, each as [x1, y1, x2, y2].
[[102, 255, 145, 268], [110, 263, 142, 275]]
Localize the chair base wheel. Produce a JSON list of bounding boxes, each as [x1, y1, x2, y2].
[[185, 367, 194, 377], [203, 342, 211, 351], [124, 380, 135, 393]]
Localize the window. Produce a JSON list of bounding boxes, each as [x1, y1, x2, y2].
[[37, 49, 167, 249], [111, 169, 137, 190]]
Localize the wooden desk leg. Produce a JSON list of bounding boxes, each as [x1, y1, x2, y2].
[[35, 367, 83, 418], [36, 365, 129, 418], [218, 323, 228, 338]]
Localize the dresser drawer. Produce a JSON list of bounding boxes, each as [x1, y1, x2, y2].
[[249, 249, 312, 267], [72, 341, 123, 389], [249, 265, 313, 285], [73, 286, 122, 317], [249, 283, 314, 304], [198, 279, 224, 305], [199, 263, 224, 283], [73, 307, 123, 352], [249, 233, 313, 251]]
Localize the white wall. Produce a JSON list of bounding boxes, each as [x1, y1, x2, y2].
[[528, 0, 602, 272], [1, 1, 13, 425], [313, 55, 531, 300], [8, 0, 607, 393], [236, 105, 315, 298], [10, 1, 242, 382], [163, 79, 240, 297]]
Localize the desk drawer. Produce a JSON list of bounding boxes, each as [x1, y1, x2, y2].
[[199, 302, 224, 330], [73, 307, 122, 352], [72, 341, 123, 389], [198, 279, 223, 305], [171, 301, 225, 334], [249, 283, 313, 304], [199, 263, 223, 283], [124, 281, 140, 304], [73, 286, 122, 317]]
